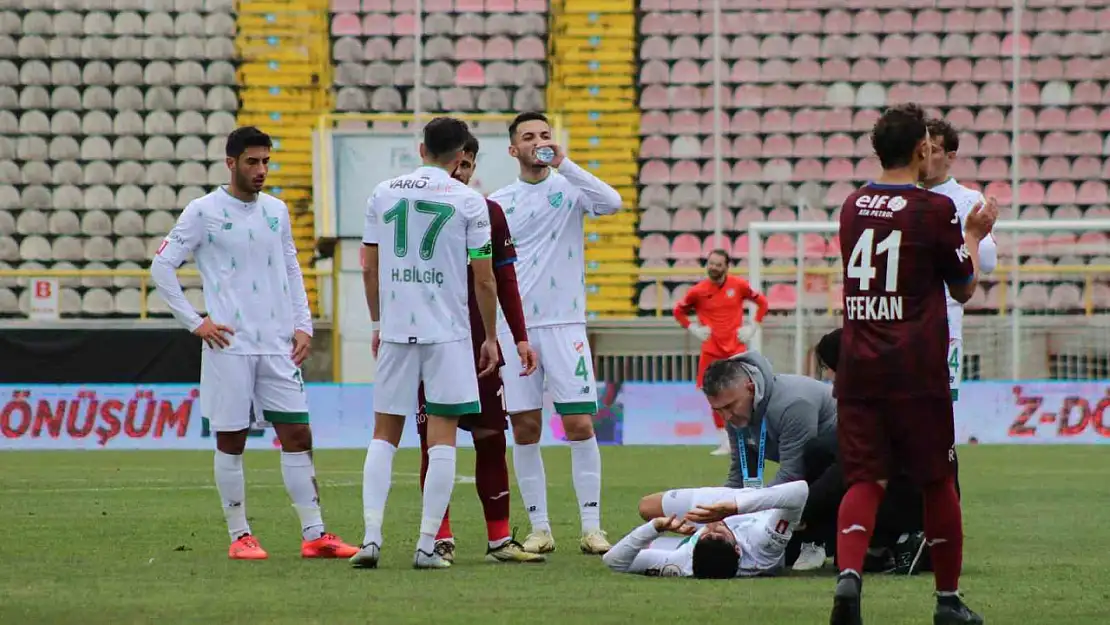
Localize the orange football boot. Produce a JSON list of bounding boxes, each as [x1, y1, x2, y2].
[[229, 534, 269, 560], [301, 533, 359, 558]]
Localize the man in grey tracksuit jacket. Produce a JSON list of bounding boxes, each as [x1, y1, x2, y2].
[[719, 351, 837, 489]]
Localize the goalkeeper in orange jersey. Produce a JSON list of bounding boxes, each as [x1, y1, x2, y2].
[[673, 249, 769, 455]]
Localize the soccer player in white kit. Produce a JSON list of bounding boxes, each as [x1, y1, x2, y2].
[[488, 112, 624, 555], [150, 126, 358, 560], [353, 117, 501, 570], [603, 481, 809, 578], [922, 118, 998, 400]]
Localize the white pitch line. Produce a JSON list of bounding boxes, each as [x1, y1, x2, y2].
[[4, 472, 475, 495]]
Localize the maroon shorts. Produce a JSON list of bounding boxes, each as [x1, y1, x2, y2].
[[837, 396, 956, 487], [417, 371, 507, 433]]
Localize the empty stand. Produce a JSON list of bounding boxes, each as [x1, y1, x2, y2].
[[0, 2, 238, 317], [636, 2, 1110, 316]]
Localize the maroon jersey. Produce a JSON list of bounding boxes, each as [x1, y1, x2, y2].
[[465, 200, 525, 364], [835, 183, 974, 400]]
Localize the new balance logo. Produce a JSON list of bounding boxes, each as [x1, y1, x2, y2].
[[583, 501, 599, 508], [489, 491, 509, 501], [528, 505, 537, 512], [926, 538, 948, 548], [841, 524, 867, 534]]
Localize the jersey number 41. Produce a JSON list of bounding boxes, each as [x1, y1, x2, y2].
[[847, 228, 902, 292]]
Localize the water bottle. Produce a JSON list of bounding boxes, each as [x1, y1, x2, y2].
[[535, 146, 555, 164]]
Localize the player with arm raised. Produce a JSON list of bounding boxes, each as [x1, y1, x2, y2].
[[150, 126, 358, 560], [829, 104, 995, 625], [489, 112, 624, 555], [353, 117, 500, 570], [921, 118, 998, 400], [413, 134, 544, 564], [602, 481, 808, 579], [673, 249, 769, 455]]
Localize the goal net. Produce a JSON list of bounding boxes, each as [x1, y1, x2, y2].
[[746, 218, 1110, 381]]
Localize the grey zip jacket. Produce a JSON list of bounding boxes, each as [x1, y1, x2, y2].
[[724, 351, 838, 488]]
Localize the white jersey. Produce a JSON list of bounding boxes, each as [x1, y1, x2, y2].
[[487, 158, 622, 330], [150, 187, 312, 355], [362, 165, 491, 344], [928, 178, 998, 341], [601, 509, 793, 578], [603, 481, 807, 579]]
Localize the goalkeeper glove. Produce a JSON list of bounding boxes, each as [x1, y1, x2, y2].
[[687, 322, 710, 341], [737, 323, 760, 345]]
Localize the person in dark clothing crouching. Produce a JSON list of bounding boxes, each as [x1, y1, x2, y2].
[[787, 328, 959, 575]]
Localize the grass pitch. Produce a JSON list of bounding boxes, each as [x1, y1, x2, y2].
[[0, 445, 1104, 624]]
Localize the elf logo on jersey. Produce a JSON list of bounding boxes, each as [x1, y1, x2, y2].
[[267, 216, 279, 232], [548, 192, 564, 208]]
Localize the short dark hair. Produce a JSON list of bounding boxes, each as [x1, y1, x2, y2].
[[462, 133, 479, 157], [926, 118, 960, 153], [691, 537, 740, 579], [226, 126, 272, 159], [815, 328, 842, 373], [707, 248, 730, 264], [509, 111, 549, 140], [423, 117, 470, 162], [702, 358, 749, 398], [870, 103, 927, 170]]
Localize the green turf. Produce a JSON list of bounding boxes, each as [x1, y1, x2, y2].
[[0, 445, 1104, 624]]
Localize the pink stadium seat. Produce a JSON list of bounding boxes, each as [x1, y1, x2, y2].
[[1077, 181, 1109, 205], [639, 135, 669, 159], [670, 160, 699, 184], [699, 111, 729, 135], [762, 109, 791, 134], [640, 160, 670, 185], [1045, 181, 1077, 205], [639, 85, 666, 110], [455, 61, 485, 86], [331, 13, 361, 35], [670, 111, 699, 134], [670, 233, 701, 260], [984, 181, 1012, 204], [854, 10, 882, 33], [823, 10, 852, 34], [701, 209, 735, 233], [1072, 156, 1101, 180], [974, 107, 1005, 131], [762, 134, 792, 158], [672, 207, 701, 231], [701, 234, 731, 256], [851, 58, 881, 83], [637, 283, 667, 313], [639, 207, 671, 232], [641, 112, 669, 134], [331, 0, 359, 10], [824, 134, 854, 158], [732, 110, 760, 134], [767, 284, 797, 310], [764, 234, 796, 259], [639, 234, 669, 261]]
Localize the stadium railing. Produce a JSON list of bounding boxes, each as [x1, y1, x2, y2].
[[0, 266, 343, 378]]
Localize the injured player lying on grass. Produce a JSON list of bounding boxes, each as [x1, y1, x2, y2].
[[602, 481, 808, 578]]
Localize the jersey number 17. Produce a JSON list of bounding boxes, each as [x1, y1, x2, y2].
[[383, 199, 455, 260], [847, 228, 902, 292]]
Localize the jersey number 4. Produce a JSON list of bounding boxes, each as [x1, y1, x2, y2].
[[383, 199, 455, 260], [847, 228, 902, 292]]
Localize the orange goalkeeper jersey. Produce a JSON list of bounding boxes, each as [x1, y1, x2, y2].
[[673, 275, 769, 355]]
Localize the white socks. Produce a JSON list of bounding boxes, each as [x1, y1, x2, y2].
[[569, 436, 603, 533], [281, 450, 325, 541], [417, 445, 457, 554], [513, 442, 550, 532], [361, 438, 397, 547], [214, 450, 250, 540]]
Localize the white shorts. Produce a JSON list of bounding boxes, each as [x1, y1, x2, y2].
[[200, 352, 309, 432], [661, 487, 737, 518], [374, 338, 479, 417], [499, 323, 598, 416], [947, 338, 962, 401]]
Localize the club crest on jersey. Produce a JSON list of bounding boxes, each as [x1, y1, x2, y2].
[[726, 288, 735, 297], [267, 216, 279, 232], [548, 192, 564, 208], [888, 196, 907, 211], [573, 341, 585, 353]]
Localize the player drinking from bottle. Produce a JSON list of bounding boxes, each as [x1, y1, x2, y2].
[[150, 126, 358, 560], [354, 117, 500, 570], [413, 134, 545, 564], [830, 103, 995, 625], [673, 249, 769, 455], [489, 111, 624, 555], [920, 118, 998, 401]]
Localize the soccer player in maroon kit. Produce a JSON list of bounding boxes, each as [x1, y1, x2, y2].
[[830, 104, 996, 625], [414, 134, 545, 563]]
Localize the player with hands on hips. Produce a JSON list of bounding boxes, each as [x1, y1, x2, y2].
[[150, 126, 358, 561]]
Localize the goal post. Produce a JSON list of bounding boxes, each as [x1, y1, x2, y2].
[[747, 219, 1110, 380]]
